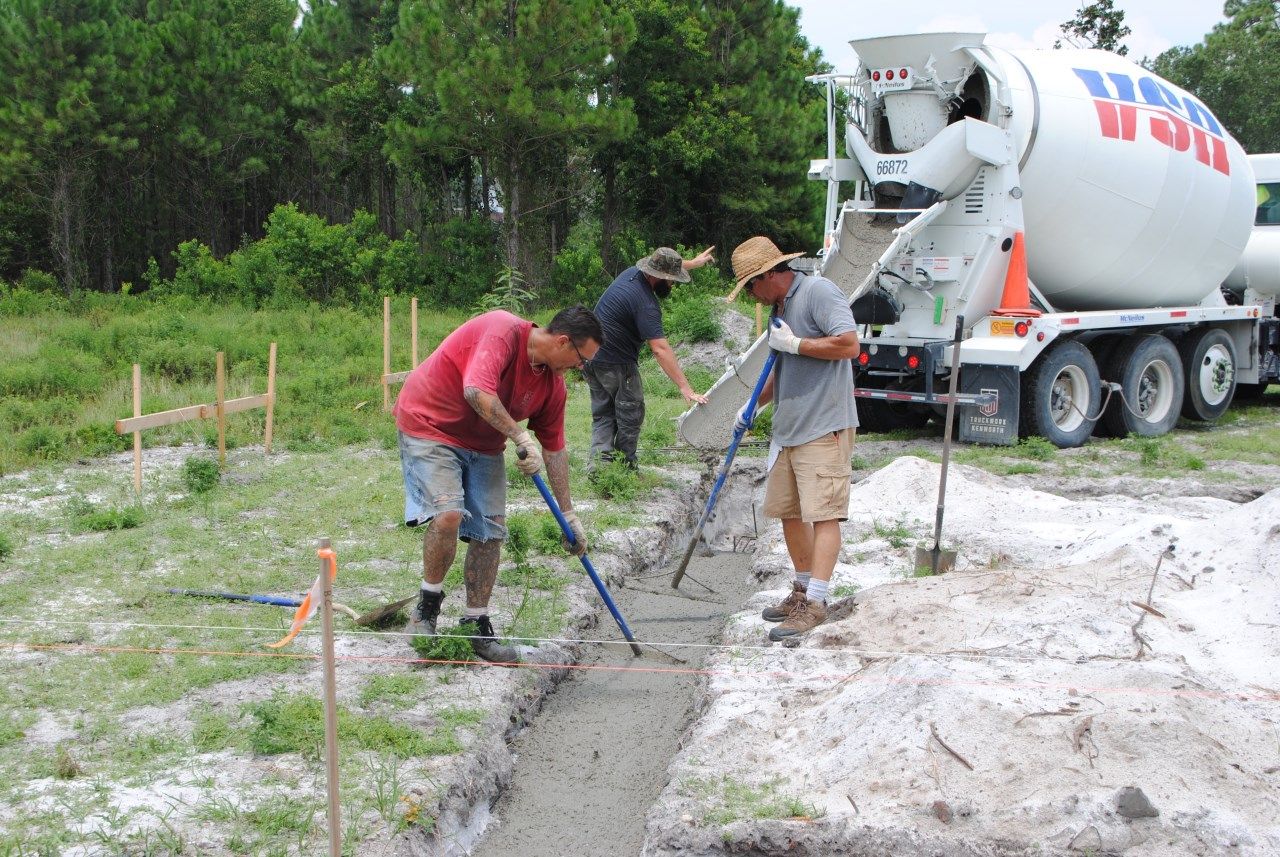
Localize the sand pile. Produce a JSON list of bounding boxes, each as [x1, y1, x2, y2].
[[645, 457, 1280, 856]]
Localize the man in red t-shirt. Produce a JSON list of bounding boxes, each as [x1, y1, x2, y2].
[[394, 305, 602, 663]]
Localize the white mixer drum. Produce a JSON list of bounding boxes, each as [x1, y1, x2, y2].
[[997, 47, 1255, 310]]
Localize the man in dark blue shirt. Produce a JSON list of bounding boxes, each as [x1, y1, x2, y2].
[[584, 246, 714, 470]]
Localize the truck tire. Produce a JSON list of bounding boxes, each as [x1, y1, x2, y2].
[[1102, 334, 1184, 437], [855, 376, 931, 433], [1178, 328, 1237, 421], [1020, 340, 1101, 448]]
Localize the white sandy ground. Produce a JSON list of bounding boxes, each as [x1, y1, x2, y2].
[[644, 457, 1280, 856]]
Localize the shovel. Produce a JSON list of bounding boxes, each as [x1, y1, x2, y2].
[[670, 321, 780, 591], [523, 463, 644, 657], [916, 315, 964, 576], [165, 587, 408, 626]]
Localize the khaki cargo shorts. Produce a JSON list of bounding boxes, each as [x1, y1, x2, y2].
[[762, 428, 855, 523]]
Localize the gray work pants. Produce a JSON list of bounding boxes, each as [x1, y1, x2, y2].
[[582, 361, 644, 468]]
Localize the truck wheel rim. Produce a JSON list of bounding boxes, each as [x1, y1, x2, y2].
[[1050, 366, 1088, 432], [1135, 360, 1175, 422], [1197, 345, 1234, 406]]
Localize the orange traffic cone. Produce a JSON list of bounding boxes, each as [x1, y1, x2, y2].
[[994, 231, 1041, 318]]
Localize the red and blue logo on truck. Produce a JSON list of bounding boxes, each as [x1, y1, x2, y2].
[[1073, 68, 1229, 175]]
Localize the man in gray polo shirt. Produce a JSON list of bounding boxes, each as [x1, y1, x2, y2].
[[729, 236, 860, 641]]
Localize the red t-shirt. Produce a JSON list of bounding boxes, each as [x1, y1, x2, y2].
[[394, 311, 567, 454]]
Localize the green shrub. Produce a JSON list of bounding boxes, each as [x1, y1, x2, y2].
[[0, 285, 66, 317], [17, 426, 67, 460], [590, 458, 640, 501], [73, 422, 130, 457], [420, 215, 502, 309], [664, 290, 722, 344], [182, 457, 222, 494], [17, 268, 60, 293]]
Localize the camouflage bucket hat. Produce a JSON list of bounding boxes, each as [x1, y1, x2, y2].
[[636, 247, 691, 283]]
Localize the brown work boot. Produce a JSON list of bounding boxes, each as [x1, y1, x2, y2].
[[768, 597, 827, 642], [761, 582, 808, 622]]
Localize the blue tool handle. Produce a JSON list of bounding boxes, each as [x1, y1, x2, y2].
[[520, 457, 643, 656], [670, 321, 781, 588], [166, 588, 302, 607]]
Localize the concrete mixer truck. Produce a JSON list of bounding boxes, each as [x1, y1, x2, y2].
[[678, 32, 1280, 450]]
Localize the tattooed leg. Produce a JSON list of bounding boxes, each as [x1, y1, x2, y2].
[[463, 532, 504, 610], [422, 510, 462, 586]]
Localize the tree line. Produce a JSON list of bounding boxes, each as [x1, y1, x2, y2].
[[2, 1, 1276, 304], [0, 0, 828, 300]]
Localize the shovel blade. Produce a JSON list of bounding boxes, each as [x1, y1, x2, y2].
[[354, 595, 416, 627]]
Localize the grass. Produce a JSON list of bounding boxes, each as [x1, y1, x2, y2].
[[680, 774, 824, 826], [872, 517, 913, 549]]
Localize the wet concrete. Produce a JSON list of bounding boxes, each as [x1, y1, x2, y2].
[[468, 552, 760, 857]]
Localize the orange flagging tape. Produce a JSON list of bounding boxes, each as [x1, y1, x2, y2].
[[266, 547, 338, 649]]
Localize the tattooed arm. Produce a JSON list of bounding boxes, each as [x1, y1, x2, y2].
[[543, 448, 573, 511], [463, 386, 523, 441]]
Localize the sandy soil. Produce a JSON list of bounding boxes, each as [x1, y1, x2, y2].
[[643, 455, 1280, 857]]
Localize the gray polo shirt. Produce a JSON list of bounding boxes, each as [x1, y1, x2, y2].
[[771, 271, 859, 446]]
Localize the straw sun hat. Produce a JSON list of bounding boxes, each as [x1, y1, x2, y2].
[[727, 236, 803, 300]]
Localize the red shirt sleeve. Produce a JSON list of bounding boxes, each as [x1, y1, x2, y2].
[[461, 330, 517, 396]]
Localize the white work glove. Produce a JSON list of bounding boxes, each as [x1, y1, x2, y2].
[[560, 510, 588, 557], [734, 401, 757, 435], [769, 319, 802, 354], [512, 430, 543, 476]]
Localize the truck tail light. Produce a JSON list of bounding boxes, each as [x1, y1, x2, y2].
[[858, 352, 870, 365], [1015, 321, 1030, 337]]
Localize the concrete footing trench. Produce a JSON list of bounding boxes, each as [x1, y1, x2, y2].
[[398, 461, 769, 857]]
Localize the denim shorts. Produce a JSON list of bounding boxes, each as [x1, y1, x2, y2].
[[398, 432, 508, 542]]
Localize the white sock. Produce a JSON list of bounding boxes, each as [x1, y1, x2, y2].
[[806, 578, 829, 604], [794, 571, 811, 590], [464, 607, 486, 619], [421, 581, 443, 594]]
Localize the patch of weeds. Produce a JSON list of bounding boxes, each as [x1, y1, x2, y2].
[[831, 583, 860, 599], [509, 591, 568, 643], [0, 530, 13, 562], [872, 517, 913, 549], [66, 497, 144, 533], [505, 511, 563, 559], [410, 627, 477, 664], [359, 674, 426, 707], [1182, 454, 1206, 470], [54, 744, 81, 779], [589, 507, 645, 530], [999, 461, 1040, 475], [1014, 436, 1056, 460], [191, 705, 238, 752], [681, 774, 823, 825], [590, 458, 640, 501], [1121, 434, 1164, 467], [181, 455, 222, 494], [242, 793, 319, 839], [0, 713, 32, 748], [245, 691, 439, 759]]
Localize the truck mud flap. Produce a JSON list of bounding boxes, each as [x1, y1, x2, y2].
[[959, 364, 1019, 445]]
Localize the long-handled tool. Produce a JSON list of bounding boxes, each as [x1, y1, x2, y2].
[[527, 470, 644, 657], [670, 326, 779, 590], [166, 587, 379, 624], [919, 315, 965, 575]]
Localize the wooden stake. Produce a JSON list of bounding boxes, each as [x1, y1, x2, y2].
[[317, 537, 342, 856], [382, 296, 392, 412], [132, 364, 142, 494], [410, 297, 419, 368], [215, 351, 226, 470], [755, 303, 763, 339], [264, 342, 277, 455]]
